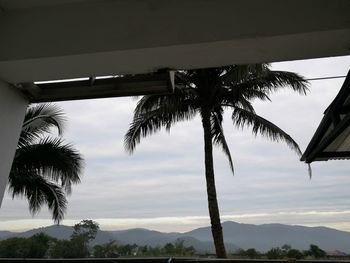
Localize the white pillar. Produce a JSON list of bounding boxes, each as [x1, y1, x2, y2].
[[0, 81, 28, 206]]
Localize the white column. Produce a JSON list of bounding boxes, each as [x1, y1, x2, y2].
[[0, 81, 28, 206]]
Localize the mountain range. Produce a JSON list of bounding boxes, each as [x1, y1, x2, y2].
[[1, 221, 350, 253]]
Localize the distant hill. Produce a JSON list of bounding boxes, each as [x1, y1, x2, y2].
[[1, 221, 350, 253], [111, 228, 181, 246], [15, 225, 73, 239], [110, 228, 238, 253], [184, 221, 350, 252], [0, 231, 13, 240]]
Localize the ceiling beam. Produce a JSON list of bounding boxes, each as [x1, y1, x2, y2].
[[18, 71, 175, 102], [0, 0, 349, 83]]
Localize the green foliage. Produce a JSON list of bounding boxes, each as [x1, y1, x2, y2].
[[69, 220, 100, 258], [49, 238, 89, 258], [281, 244, 292, 253], [49, 239, 74, 258], [234, 244, 326, 260], [93, 241, 119, 258], [266, 247, 284, 259], [245, 248, 260, 259], [163, 243, 175, 255], [92, 239, 196, 258], [0, 220, 210, 259], [137, 245, 161, 257], [28, 233, 56, 258], [265, 244, 306, 260], [287, 248, 304, 259], [117, 244, 138, 256], [0, 237, 31, 258], [305, 244, 326, 259], [233, 248, 260, 259], [0, 230, 328, 261], [72, 220, 99, 243], [0, 233, 55, 258]]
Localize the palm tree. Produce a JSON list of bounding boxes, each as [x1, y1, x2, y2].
[[8, 104, 83, 223], [125, 64, 309, 258]]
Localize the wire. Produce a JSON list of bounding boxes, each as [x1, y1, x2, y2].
[[306, 75, 347, 81]]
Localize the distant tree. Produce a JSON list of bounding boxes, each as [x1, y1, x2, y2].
[[159, 241, 196, 256], [174, 240, 185, 255], [0, 233, 56, 258], [287, 248, 304, 259], [148, 245, 161, 256], [72, 220, 99, 242], [139, 245, 149, 255], [184, 245, 196, 256], [266, 247, 284, 259], [306, 244, 326, 259], [49, 239, 74, 258], [245, 248, 260, 259], [50, 220, 100, 258], [71, 220, 99, 257], [0, 237, 30, 258], [93, 241, 119, 258], [163, 243, 175, 255], [233, 248, 244, 257], [281, 244, 292, 253], [28, 233, 56, 258]]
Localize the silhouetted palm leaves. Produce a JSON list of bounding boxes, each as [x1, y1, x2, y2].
[[9, 104, 83, 223]]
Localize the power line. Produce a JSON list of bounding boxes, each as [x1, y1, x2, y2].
[[306, 75, 347, 81]]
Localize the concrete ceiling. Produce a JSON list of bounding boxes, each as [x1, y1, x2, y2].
[[0, 0, 349, 83]]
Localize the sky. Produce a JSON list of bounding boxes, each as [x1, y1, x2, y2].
[[1, 55, 350, 233]]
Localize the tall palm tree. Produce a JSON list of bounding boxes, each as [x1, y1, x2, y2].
[[125, 64, 309, 258], [8, 104, 83, 223]]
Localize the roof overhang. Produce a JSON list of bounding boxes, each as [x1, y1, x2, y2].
[[17, 71, 175, 102], [0, 0, 349, 86], [301, 70, 350, 163]]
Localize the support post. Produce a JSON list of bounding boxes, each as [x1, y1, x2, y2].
[[0, 81, 28, 206]]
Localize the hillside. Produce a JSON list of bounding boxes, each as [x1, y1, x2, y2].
[[1, 221, 350, 253]]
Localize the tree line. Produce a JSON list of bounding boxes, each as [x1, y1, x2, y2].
[[1, 220, 346, 260], [232, 244, 346, 260], [0, 220, 196, 258]]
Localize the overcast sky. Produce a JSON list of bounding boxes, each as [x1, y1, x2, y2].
[[1, 56, 350, 233]]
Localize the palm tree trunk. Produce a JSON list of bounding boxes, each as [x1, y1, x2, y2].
[[201, 108, 227, 258]]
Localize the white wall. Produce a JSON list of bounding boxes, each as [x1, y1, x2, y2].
[[0, 81, 28, 205]]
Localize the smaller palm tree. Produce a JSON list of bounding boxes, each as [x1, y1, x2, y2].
[[9, 104, 83, 223]]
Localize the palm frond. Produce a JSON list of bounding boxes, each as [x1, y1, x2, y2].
[[211, 109, 234, 174], [134, 87, 197, 117], [125, 90, 198, 153], [232, 107, 311, 177], [8, 171, 67, 223], [232, 107, 302, 154], [19, 104, 66, 147], [234, 70, 309, 98], [222, 64, 270, 84], [125, 102, 197, 153], [12, 137, 83, 194]]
